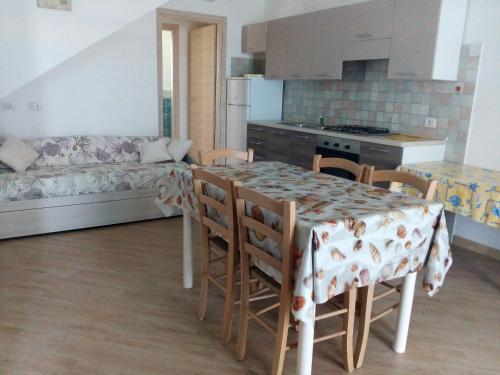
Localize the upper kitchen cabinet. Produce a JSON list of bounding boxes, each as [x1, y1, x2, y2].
[[388, 0, 469, 80], [286, 13, 316, 79], [242, 22, 267, 53], [285, 9, 344, 80], [342, 0, 395, 43], [265, 18, 289, 79], [342, 0, 394, 61], [310, 9, 344, 79]]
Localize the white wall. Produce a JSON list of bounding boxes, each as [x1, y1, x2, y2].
[[454, 0, 500, 250], [0, 0, 168, 98], [462, 0, 500, 171], [0, 11, 160, 138]]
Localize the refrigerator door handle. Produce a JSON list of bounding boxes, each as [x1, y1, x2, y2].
[[227, 103, 250, 107]]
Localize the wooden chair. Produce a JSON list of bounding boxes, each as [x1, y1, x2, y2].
[[354, 170, 438, 368], [198, 148, 254, 166], [312, 155, 367, 182], [234, 185, 357, 375], [192, 166, 239, 345]]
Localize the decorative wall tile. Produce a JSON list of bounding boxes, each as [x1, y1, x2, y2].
[[283, 44, 481, 163]]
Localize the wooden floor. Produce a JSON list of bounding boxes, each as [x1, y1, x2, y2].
[[0, 218, 499, 375]]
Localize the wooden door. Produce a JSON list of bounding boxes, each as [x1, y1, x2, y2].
[[286, 13, 315, 79], [265, 18, 289, 79], [189, 24, 217, 158]]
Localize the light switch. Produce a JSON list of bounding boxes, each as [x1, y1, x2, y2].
[[424, 117, 437, 128], [28, 102, 41, 111], [0, 102, 15, 111]]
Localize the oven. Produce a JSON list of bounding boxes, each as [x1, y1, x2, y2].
[[315, 135, 360, 180]]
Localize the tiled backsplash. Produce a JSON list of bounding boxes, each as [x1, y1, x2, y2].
[[283, 44, 481, 163], [230, 56, 265, 77]]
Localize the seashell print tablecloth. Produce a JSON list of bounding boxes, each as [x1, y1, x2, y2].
[[397, 161, 499, 229], [158, 161, 451, 323]]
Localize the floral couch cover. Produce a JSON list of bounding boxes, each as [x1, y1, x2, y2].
[[0, 136, 185, 204]]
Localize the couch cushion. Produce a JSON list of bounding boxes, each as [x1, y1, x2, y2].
[[0, 161, 187, 202], [25, 136, 158, 168]]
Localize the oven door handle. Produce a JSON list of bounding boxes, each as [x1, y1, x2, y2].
[[368, 146, 390, 153]]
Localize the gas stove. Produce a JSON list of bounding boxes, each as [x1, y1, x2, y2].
[[324, 125, 390, 135], [280, 121, 390, 136]]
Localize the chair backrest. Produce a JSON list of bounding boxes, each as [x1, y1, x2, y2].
[[234, 184, 296, 285], [368, 169, 438, 200], [312, 155, 367, 182], [198, 148, 254, 166], [192, 166, 237, 243]]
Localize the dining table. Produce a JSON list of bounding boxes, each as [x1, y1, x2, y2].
[[397, 161, 499, 228], [157, 161, 452, 375]]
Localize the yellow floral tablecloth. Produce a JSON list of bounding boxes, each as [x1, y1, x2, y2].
[[397, 161, 500, 229]]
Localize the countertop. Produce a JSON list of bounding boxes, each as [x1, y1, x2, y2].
[[248, 120, 447, 148]]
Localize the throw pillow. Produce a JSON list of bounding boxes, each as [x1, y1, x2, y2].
[[140, 138, 172, 163], [167, 139, 192, 162], [0, 137, 38, 172]]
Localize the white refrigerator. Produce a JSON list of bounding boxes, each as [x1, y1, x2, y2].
[[225, 77, 283, 150]]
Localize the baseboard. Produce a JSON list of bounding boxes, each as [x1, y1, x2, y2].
[[452, 236, 500, 261]]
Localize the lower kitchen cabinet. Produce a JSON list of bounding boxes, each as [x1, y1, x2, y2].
[[359, 142, 403, 170], [247, 124, 317, 168]]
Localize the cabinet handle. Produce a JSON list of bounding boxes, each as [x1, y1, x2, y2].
[[355, 33, 374, 39], [251, 127, 264, 132], [270, 130, 285, 135], [254, 156, 263, 159], [395, 72, 419, 77], [294, 135, 310, 140], [292, 73, 305, 78], [249, 141, 263, 145], [316, 73, 334, 78], [368, 147, 389, 153]]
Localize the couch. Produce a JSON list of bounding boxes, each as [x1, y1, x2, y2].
[[0, 135, 185, 239]]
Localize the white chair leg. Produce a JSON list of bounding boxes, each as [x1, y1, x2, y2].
[[183, 211, 193, 289], [393, 272, 417, 353]]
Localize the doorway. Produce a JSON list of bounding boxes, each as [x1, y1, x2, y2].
[[161, 28, 175, 137], [156, 9, 227, 159]]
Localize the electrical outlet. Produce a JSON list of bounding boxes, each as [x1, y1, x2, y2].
[[0, 102, 15, 111], [424, 117, 437, 128], [28, 102, 41, 111]]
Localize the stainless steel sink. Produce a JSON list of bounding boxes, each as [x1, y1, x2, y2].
[[279, 121, 324, 130]]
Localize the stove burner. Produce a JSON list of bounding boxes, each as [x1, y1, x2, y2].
[[325, 125, 390, 135]]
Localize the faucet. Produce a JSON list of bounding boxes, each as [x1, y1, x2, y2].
[[319, 115, 325, 127]]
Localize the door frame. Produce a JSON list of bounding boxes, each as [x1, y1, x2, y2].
[[156, 8, 227, 143], [157, 22, 180, 138]]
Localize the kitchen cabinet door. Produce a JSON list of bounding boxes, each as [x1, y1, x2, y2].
[[387, 0, 440, 80], [342, 0, 395, 42], [289, 131, 317, 168], [242, 22, 267, 53], [310, 9, 343, 80], [359, 142, 403, 171], [388, 0, 468, 80], [286, 13, 316, 79], [266, 128, 291, 163], [265, 18, 289, 79]]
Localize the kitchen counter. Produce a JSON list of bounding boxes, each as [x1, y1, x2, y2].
[[248, 120, 447, 148]]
